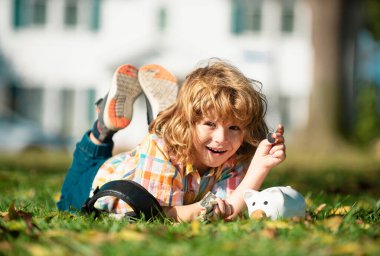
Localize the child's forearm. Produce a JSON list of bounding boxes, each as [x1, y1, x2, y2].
[[162, 203, 204, 222], [226, 164, 271, 219], [226, 126, 286, 220], [162, 165, 271, 222]]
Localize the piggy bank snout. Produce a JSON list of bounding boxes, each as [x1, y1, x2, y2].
[[250, 209, 267, 220]]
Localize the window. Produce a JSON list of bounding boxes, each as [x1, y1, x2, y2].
[[247, 1, 262, 32], [61, 89, 74, 137], [87, 89, 96, 124], [12, 0, 26, 28], [281, 0, 295, 33], [64, 0, 78, 27], [64, 0, 101, 31], [32, 0, 47, 25], [12, 0, 47, 29], [231, 0, 263, 35], [89, 0, 101, 31], [231, 0, 244, 34], [17, 87, 43, 123], [158, 6, 167, 32]]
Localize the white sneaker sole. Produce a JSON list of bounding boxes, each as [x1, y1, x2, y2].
[[138, 64, 178, 120], [103, 64, 142, 130]]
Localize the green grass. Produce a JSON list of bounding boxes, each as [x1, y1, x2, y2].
[[0, 151, 379, 256]]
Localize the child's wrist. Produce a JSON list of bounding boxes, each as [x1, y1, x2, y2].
[[246, 162, 271, 176]]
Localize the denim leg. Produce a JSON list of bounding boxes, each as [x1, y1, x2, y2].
[[57, 131, 114, 212]]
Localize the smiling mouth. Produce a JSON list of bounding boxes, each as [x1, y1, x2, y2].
[[206, 146, 227, 154]]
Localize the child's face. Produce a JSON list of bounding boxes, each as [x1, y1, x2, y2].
[[192, 115, 245, 172]]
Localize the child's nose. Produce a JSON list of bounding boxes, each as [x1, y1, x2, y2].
[[214, 127, 228, 142]]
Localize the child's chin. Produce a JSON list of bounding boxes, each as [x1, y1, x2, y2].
[[207, 160, 225, 168]]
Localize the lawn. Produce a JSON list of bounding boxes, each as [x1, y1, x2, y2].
[[0, 150, 379, 256]]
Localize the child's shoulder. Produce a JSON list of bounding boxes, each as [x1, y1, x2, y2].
[[141, 133, 165, 147], [139, 133, 169, 157], [109, 133, 169, 164]]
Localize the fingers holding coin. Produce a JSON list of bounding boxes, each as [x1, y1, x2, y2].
[[267, 124, 285, 145]]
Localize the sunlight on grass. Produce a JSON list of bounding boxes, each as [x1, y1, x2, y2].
[[0, 151, 379, 255]]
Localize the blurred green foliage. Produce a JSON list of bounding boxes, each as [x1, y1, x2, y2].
[[354, 84, 380, 146], [365, 0, 380, 40]]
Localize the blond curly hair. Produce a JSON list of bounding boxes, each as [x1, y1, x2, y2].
[[150, 59, 268, 166]]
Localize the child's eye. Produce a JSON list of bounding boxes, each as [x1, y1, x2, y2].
[[204, 121, 216, 127], [229, 126, 241, 131]]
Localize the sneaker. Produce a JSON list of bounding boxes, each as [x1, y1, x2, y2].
[[138, 64, 178, 124], [95, 64, 142, 141]]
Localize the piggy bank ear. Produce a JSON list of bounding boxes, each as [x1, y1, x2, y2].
[[267, 187, 285, 203], [243, 189, 258, 201], [267, 187, 280, 193]]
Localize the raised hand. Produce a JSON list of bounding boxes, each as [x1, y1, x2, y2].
[[251, 124, 286, 170]]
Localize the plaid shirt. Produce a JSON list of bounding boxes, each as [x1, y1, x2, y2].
[[91, 133, 247, 214]]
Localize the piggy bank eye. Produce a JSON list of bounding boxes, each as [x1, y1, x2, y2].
[[252, 202, 256, 206], [264, 201, 268, 205]]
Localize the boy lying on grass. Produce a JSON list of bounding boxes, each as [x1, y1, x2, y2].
[[57, 59, 286, 222]]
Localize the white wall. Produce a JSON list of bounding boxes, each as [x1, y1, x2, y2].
[[0, 0, 313, 150]]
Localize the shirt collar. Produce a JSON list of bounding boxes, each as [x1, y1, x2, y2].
[[184, 154, 239, 177]]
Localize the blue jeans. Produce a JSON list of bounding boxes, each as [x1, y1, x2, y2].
[[57, 131, 113, 212]]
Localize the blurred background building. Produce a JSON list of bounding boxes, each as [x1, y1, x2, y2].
[[0, 0, 379, 152]]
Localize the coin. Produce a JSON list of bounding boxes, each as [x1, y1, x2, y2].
[[267, 133, 276, 144]]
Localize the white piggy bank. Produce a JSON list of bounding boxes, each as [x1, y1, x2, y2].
[[243, 186, 306, 220]]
